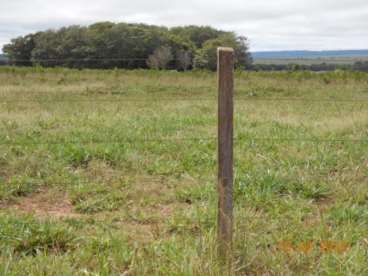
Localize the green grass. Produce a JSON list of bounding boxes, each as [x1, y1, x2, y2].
[[0, 67, 368, 274]]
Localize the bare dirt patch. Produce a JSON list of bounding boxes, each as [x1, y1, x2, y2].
[[9, 189, 80, 219]]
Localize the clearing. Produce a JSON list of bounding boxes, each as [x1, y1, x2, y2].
[[0, 68, 367, 274]]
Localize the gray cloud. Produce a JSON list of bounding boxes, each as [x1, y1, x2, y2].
[[0, 0, 367, 51]]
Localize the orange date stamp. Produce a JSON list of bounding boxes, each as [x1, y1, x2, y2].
[[277, 240, 350, 254]]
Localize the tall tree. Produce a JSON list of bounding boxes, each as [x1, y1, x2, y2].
[[3, 34, 37, 66]]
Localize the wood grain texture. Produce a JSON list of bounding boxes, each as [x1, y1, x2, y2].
[[217, 47, 234, 258]]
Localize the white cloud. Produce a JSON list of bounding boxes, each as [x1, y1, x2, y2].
[[0, 0, 367, 51]]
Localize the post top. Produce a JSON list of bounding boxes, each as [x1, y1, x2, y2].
[[217, 47, 234, 53]]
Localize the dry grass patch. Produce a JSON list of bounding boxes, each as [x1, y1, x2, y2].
[[8, 188, 80, 219]]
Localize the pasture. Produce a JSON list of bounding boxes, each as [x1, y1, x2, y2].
[[253, 56, 368, 65], [0, 67, 367, 275]]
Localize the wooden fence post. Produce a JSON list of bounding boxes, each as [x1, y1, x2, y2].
[[217, 47, 234, 259]]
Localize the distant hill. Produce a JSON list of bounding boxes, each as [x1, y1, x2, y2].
[[252, 50, 368, 59]]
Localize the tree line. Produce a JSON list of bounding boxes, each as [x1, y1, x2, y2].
[[252, 62, 368, 72], [2, 22, 252, 70]]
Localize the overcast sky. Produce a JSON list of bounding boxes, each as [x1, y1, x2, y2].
[[1, 0, 368, 52]]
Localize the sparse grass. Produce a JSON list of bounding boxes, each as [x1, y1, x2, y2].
[[0, 67, 367, 274]]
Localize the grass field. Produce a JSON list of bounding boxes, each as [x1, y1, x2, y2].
[[0, 67, 367, 275]]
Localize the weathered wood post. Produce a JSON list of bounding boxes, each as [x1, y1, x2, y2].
[[217, 47, 234, 259]]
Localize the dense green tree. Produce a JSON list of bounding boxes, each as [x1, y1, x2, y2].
[[193, 33, 251, 70], [2, 22, 252, 70], [3, 34, 37, 66], [31, 26, 91, 68], [165, 34, 195, 70], [170, 26, 224, 48]]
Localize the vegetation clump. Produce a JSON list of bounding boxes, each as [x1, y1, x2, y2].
[[2, 23, 252, 70]]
